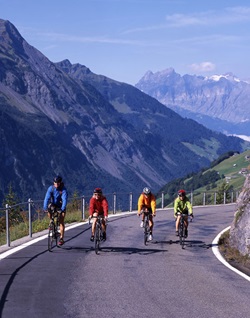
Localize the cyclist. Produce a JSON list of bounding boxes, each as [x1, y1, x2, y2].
[[43, 175, 68, 246], [89, 188, 109, 242], [137, 187, 156, 241], [174, 189, 193, 238]]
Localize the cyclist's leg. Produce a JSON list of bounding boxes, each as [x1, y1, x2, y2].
[[183, 215, 188, 237], [91, 212, 98, 236], [58, 212, 65, 245], [101, 215, 106, 232], [149, 214, 154, 233], [176, 215, 181, 232], [48, 212, 52, 226]]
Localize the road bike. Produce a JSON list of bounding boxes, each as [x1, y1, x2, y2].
[[176, 212, 192, 249], [142, 211, 150, 245], [89, 215, 106, 254], [48, 209, 60, 252]]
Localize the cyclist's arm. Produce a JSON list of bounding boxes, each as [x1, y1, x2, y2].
[[89, 197, 95, 217], [137, 195, 144, 214], [186, 201, 193, 216], [151, 195, 156, 215], [174, 198, 179, 216], [102, 198, 109, 217], [43, 185, 53, 211], [61, 188, 68, 211]]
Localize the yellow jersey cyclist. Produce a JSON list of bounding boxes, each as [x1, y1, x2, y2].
[[137, 187, 156, 241]]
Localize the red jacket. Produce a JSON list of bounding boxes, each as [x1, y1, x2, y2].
[[89, 195, 109, 217]]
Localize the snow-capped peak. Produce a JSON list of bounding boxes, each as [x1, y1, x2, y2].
[[205, 73, 240, 82]]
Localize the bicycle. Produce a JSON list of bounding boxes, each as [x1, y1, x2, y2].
[[89, 215, 106, 254], [48, 209, 60, 252], [176, 212, 192, 249]]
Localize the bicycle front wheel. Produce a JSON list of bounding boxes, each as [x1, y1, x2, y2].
[[95, 225, 101, 254], [179, 223, 185, 248], [48, 224, 57, 252], [144, 221, 149, 245]]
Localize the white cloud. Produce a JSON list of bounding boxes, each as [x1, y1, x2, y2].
[[188, 62, 216, 73], [165, 6, 250, 27]]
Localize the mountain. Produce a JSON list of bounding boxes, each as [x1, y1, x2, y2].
[[0, 19, 249, 205], [135, 69, 250, 137]]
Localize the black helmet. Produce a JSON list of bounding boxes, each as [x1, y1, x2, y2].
[[53, 175, 62, 183], [143, 187, 151, 195], [94, 187, 102, 194]]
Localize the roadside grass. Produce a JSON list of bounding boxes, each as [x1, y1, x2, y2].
[[0, 209, 85, 246]]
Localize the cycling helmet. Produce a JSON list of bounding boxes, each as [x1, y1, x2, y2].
[[178, 189, 186, 196], [94, 187, 102, 194], [143, 187, 151, 195], [53, 175, 62, 183]]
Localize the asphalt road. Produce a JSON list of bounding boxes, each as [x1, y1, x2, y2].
[[0, 204, 249, 318]]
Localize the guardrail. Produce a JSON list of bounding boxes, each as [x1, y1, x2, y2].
[[0, 190, 240, 247]]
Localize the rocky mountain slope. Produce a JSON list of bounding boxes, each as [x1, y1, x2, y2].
[[0, 19, 249, 204], [230, 174, 250, 256], [135, 69, 250, 136]]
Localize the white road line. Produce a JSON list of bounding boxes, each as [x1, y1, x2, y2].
[[0, 212, 134, 260], [2, 210, 250, 283], [212, 226, 250, 282]]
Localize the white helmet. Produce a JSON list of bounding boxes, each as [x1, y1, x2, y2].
[[143, 187, 151, 195]]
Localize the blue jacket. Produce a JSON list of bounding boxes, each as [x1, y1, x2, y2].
[[43, 184, 68, 212]]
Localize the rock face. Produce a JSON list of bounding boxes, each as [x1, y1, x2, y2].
[[230, 174, 250, 255]]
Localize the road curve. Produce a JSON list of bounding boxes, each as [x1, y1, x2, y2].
[[0, 204, 249, 318]]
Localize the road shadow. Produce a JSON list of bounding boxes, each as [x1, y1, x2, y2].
[[97, 245, 168, 255]]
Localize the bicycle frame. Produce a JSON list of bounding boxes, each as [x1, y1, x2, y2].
[[90, 215, 104, 254]]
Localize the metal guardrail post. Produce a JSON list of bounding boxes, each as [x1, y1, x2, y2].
[[190, 191, 193, 205], [82, 196, 85, 219], [161, 192, 164, 209], [203, 192, 206, 205], [28, 198, 32, 237], [214, 192, 217, 205], [5, 204, 10, 247], [224, 192, 226, 204], [129, 192, 132, 212], [113, 192, 116, 214]]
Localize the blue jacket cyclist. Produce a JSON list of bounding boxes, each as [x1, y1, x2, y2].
[[43, 175, 68, 245]]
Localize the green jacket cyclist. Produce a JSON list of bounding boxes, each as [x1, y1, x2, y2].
[[174, 189, 194, 238]]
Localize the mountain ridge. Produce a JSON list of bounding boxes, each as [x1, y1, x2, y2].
[[0, 18, 249, 204], [135, 68, 250, 136]]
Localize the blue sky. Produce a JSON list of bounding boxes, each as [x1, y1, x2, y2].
[[1, 0, 250, 85]]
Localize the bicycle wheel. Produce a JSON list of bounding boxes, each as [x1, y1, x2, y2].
[[94, 224, 101, 254], [48, 223, 56, 252], [54, 221, 59, 247], [179, 222, 185, 248], [144, 220, 149, 245]]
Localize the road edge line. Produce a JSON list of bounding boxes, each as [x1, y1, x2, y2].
[[212, 226, 250, 282]]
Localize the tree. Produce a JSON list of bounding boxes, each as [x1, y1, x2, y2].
[[216, 181, 233, 204], [2, 183, 23, 226]]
